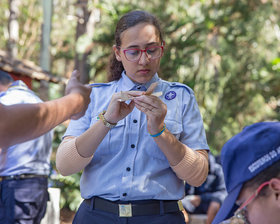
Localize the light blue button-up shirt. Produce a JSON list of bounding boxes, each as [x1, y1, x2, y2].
[[64, 72, 209, 201], [0, 81, 53, 176]]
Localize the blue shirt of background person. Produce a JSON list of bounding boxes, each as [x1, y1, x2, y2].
[[0, 80, 53, 176], [0, 79, 53, 224]]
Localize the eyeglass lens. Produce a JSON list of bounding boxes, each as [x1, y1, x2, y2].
[[219, 209, 249, 224], [124, 46, 163, 61]]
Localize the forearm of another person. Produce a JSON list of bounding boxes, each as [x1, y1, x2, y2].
[[153, 129, 208, 186], [0, 93, 85, 148], [56, 119, 110, 176]]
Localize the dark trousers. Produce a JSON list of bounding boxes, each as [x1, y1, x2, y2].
[[73, 198, 186, 224], [0, 177, 49, 224]]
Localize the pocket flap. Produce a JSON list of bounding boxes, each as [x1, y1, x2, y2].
[[165, 119, 183, 135]]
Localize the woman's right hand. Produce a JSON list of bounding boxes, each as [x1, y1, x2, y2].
[[104, 91, 143, 124]]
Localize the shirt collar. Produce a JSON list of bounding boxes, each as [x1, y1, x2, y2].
[[117, 71, 160, 92], [9, 80, 28, 90], [0, 92, 6, 98], [0, 81, 28, 97]]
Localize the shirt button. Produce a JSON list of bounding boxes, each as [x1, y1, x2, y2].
[[131, 144, 135, 148], [133, 119, 137, 123], [123, 193, 127, 197], [126, 167, 131, 171]]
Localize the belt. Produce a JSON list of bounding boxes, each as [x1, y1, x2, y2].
[[0, 174, 48, 182], [85, 197, 184, 217]]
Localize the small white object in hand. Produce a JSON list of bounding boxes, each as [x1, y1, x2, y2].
[[118, 91, 162, 102]]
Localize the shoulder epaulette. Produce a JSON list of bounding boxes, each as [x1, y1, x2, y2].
[[89, 83, 112, 88], [162, 80, 193, 95]]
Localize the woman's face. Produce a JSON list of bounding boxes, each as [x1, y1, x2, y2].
[[237, 186, 280, 224], [114, 22, 162, 84]]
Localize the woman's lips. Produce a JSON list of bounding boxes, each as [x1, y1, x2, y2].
[[137, 69, 150, 74]]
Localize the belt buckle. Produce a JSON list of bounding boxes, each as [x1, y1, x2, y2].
[[119, 204, 132, 217], [177, 200, 184, 211]]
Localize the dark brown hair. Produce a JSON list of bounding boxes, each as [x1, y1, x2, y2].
[[108, 10, 164, 81], [242, 160, 280, 197], [0, 70, 13, 85]]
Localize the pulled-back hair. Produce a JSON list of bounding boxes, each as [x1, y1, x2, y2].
[[108, 10, 163, 81]]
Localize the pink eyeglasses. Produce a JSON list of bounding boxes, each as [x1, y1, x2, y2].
[[220, 180, 271, 224], [121, 44, 164, 62]]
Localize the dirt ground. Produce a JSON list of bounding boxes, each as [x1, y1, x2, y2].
[[60, 208, 75, 224]]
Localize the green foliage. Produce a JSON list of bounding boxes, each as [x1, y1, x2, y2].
[[50, 124, 82, 211], [51, 173, 82, 211], [52, 123, 67, 149], [51, 123, 84, 211], [0, 1, 9, 50]]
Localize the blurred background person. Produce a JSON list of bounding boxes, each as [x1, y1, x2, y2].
[[0, 70, 53, 224], [182, 153, 227, 224], [0, 70, 91, 149]]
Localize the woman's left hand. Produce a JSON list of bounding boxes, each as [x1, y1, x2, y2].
[[133, 95, 167, 135]]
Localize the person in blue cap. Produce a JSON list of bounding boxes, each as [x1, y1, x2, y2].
[[212, 121, 280, 224]]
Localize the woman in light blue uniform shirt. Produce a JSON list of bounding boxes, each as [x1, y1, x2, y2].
[[56, 10, 209, 224]]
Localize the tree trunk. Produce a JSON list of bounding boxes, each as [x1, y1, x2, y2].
[[7, 0, 20, 59], [74, 0, 99, 84], [40, 0, 53, 72], [39, 0, 53, 101], [74, 0, 90, 84]]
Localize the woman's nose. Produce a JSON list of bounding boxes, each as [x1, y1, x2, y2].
[[138, 51, 150, 65]]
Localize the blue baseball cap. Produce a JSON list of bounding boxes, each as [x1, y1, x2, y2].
[[212, 121, 280, 224]]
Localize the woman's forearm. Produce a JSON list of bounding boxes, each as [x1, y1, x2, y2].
[[56, 137, 93, 175], [153, 129, 209, 186], [75, 119, 110, 157], [56, 120, 111, 175], [171, 149, 208, 186]]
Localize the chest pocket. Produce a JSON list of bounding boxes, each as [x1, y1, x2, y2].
[[91, 113, 126, 156], [143, 118, 183, 162], [163, 92, 183, 140], [165, 119, 183, 140]]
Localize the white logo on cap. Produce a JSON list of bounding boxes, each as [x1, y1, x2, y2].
[[248, 146, 280, 173]]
